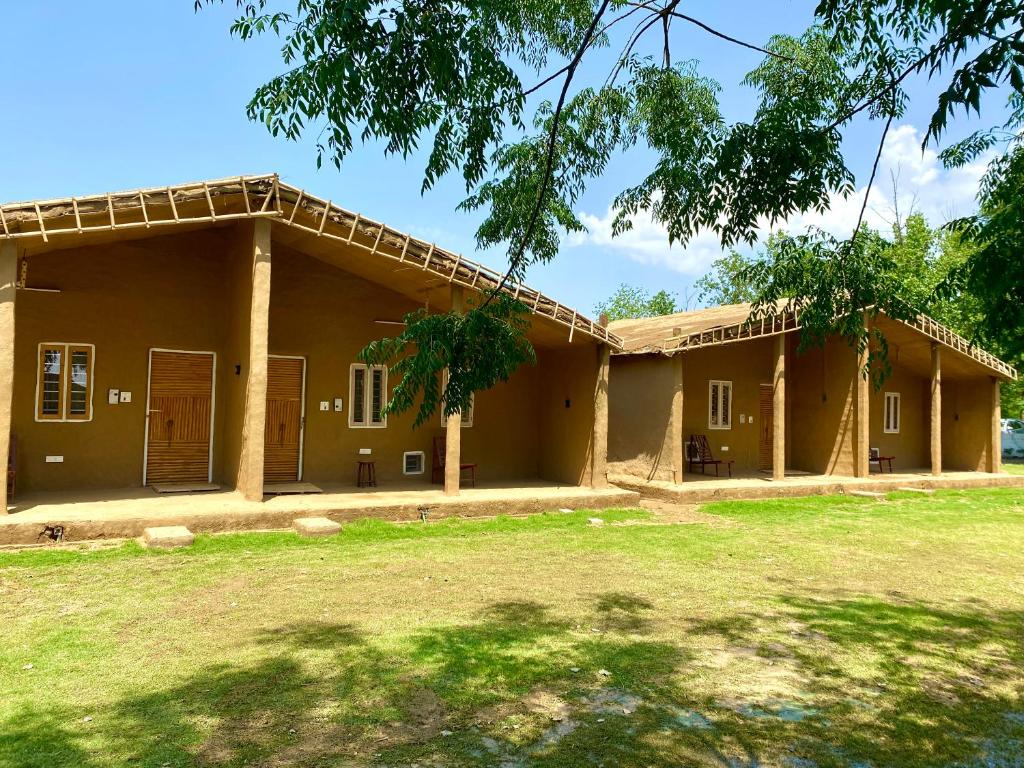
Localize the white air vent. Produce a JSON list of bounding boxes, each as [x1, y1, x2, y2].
[[403, 451, 425, 475]]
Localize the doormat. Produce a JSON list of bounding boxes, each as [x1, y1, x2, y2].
[[151, 482, 221, 494], [265, 482, 324, 495]]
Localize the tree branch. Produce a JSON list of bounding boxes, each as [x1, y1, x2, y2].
[[482, 0, 613, 305], [665, 9, 795, 61]]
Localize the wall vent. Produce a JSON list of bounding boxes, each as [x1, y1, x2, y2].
[[403, 451, 425, 475]]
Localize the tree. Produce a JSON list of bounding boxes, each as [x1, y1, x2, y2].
[[203, 0, 1024, 420], [594, 284, 678, 321], [694, 249, 759, 306]]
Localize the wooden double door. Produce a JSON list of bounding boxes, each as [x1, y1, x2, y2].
[[144, 351, 306, 486], [264, 356, 306, 483]]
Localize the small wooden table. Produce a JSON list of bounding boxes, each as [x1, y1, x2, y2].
[[356, 460, 377, 488], [870, 455, 896, 473]]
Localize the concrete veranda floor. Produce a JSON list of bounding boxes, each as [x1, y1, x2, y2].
[[610, 467, 1024, 503], [0, 479, 641, 546]]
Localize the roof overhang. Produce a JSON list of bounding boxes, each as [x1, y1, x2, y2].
[[0, 174, 622, 350], [610, 303, 1016, 381]]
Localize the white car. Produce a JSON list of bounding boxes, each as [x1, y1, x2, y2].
[[1003, 418, 1024, 458]]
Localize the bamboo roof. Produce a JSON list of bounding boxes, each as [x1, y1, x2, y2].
[[609, 301, 1017, 380], [0, 173, 621, 348]]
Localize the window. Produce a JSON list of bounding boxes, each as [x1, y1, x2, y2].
[[440, 370, 474, 428], [708, 380, 732, 430], [884, 391, 901, 434], [403, 451, 425, 475], [36, 343, 94, 422], [349, 364, 387, 428]]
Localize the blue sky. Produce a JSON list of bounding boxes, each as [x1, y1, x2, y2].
[[0, 1, 999, 316]]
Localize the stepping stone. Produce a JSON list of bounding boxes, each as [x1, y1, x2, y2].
[[897, 487, 935, 494], [849, 490, 885, 499], [292, 517, 342, 537], [142, 526, 195, 548]]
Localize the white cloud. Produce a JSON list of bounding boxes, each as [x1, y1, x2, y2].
[[569, 124, 990, 273]]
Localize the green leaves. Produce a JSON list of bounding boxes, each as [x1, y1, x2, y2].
[[939, 145, 1024, 363], [199, 0, 1024, 417], [358, 292, 536, 427], [594, 284, 678, 321], [744, 230, 921, 386]]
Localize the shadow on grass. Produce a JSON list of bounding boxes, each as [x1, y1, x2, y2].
[[4, 593, 1024, 767]]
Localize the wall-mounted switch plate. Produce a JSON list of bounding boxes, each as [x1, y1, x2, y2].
[[739, 414, 746, 424], [119, 391, 132, 403], [720, 445, 730, 452], [45, 455, 64, 463], [319, 401, 330, 412], [359, 448, 372, 455], [108, 389, 120, 405], [334, 398, 343, 412]]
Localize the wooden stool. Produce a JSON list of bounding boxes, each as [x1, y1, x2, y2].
[[356, 460, 377, 488]]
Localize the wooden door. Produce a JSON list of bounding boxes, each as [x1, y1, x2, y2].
[[759, 384, 773, 471], [146, 351, 215, 484], [264, 356, 305, 483]]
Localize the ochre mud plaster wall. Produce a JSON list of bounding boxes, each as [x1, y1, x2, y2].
[[12, 227, 246, 492], [267, 245, 543, 486], [217, 223, 261, 488], [869, 363, 929, 469], [788, 335, 858, 475], [942, 377, 993, 471], [537, 344, 597, 485], [607, 354, 676, 481], [680, 339, 776, 473]]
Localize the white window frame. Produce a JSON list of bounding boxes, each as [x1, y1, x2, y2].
[[883, 391, 901, 434], [34, 342, 95, 423], [440, 370, 474, 428], [708, 379, 732, 430], [348, 363, 388, 428], [403, 450, 425, 475]]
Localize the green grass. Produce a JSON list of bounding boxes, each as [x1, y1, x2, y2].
[[2, 493, 1024, 767], [1003, 460, 1024, 476]]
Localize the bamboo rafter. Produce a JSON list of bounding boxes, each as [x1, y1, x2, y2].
[[0, 173, 620, 348], [0, 175, 281, 240], [624, 305, 1015, 380]]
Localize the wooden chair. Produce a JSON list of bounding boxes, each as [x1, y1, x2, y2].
[[431, 435, 476, 487], [869, 447, 895, 473], [6, 433, 15, 502], [688, 434, 734, 478]]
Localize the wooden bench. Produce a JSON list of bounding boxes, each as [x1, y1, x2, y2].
[[688, 434, 734, 478]]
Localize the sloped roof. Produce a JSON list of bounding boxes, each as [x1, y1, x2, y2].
[[609, 301, 1017, 380], [0, 173, 621, 349]]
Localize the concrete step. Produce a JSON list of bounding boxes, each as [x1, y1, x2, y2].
[[142, 525, 195, 548], [848, 490, 885, 499], [292, 517, 342, 537], [897, 487, 935, 494]]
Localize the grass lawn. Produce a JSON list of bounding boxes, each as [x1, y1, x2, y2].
[[2, 489, 1024, 767]]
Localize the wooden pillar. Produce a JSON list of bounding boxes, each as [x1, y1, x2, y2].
[[444, 285, 465, 496], [854, 342, 870, 478], [236, 220, 272, 501], [670, 343, 684, 484], [0, 242, 16, 514], [930, 343, 942, 476], [988, 377, 1001, 474], [772, 333, 786, 481], [591, 343, 610, 488]]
